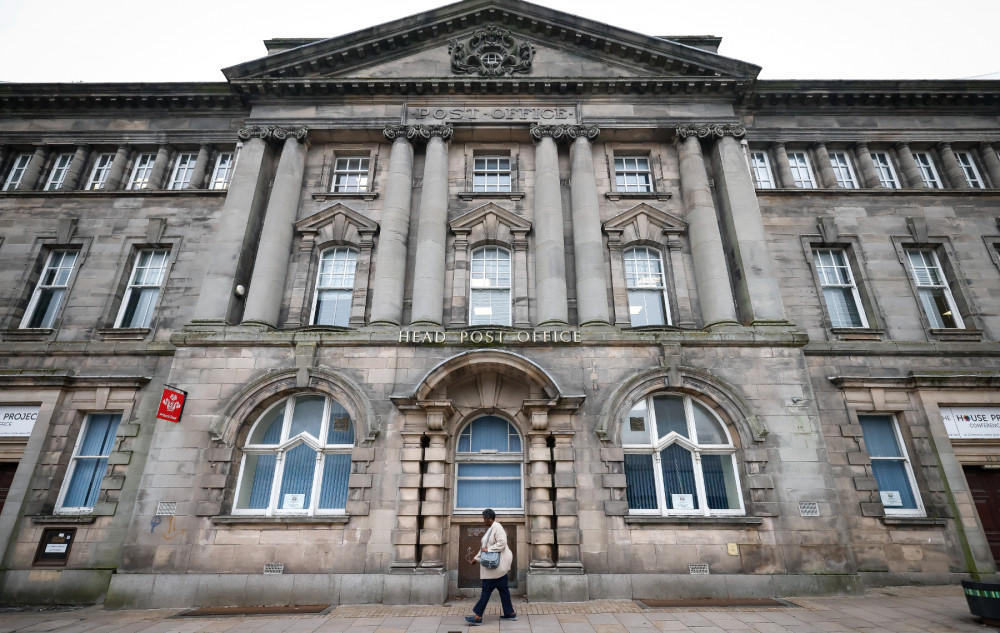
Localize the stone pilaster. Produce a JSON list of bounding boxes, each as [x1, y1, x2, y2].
[[529, 124, 571, 326], [569, 128, 611, 326], [770, 141, 795, 188], [811, 141, 838, 188], [410, 125, 454, 326], [60, 145, 90, 191], [15, 146, 48, 191], [512, 228, 531, 328], [419, 410, 451, 568], [188, 145, 211, 189], [104, 145, 131, 191], [894, 143, 926, 189], [675, 127, 738, 326], [939, 142, 970, 189], [243, 128, 309, 327], [526, 431, 554, 568], [980, 143, 1000, 188], [552, 433, 582, 570], [145, 145, 171, 190], [393, 432, 423, 569], [854, 142, 881, 188], [350, 227, 377, 327]]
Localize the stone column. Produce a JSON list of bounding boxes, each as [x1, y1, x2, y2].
[[529, 124, 569, 326], [894, 143, 926, 189], [243, 129, 309, 327], [187, 144, 211, 189], [393, 431, 424, 568], [60, 145, 91, 191], [569, 127, 611, 326], [811, 142, 838, 188], [104, 145, 132, 191], [552, 433, 583, 571], [526, 431, 554, 568], [369, 126, 417, 325], [854, 142, 881, 188], [419, 430, 449, 568], [512, 228, 531, 328], [939, 142, 970, 189], [675, 130, 738, 326], [770, 142, 795, 188], [410, 125, 453, 326], [707, 125, 787, 323], [15, 146, 48, 191], [980, 143, 1000, 188], [145, 144, 171, 190]]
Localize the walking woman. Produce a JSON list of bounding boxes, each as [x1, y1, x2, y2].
[[466, 508, 517, 626]]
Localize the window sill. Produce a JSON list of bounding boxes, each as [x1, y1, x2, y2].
[[211, 515, 350, 526], [458, 191, 525, 201], [312, 192, 378, 202], [97, 327, 151, 341], [32, 514, 97, 524], [3, 328, 54, 342], [928, 328, 982, 342], [625, 515, 763, 526], [831, 327, 884, 341], [605, 191, 671, 201], [881, 516, 947, 527]]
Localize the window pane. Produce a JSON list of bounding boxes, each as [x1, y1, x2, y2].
[[249, 405, 284, 445], [326, 401, 354, 445], [278, 444, 316, 509], [624, 453, 657, 510], [652, 395, 687, 439], [621, 400, 651, 445], [859, 416, 901, 457], [289, 395, 324, 440], [692, 402, 727, 445], [660, 444, 698, 510], [77, 414, 120, 456], [62, 458, 109, 508], [120, 287, 159, 328], [870, 460, 919, 509], [824, 287, 864, 328], [918, 288, 958, 328], [702, 454, 740, 510], [318, 453, 351, 509], [459, 416, 519, 453], [314, 289, 352, 326], [628, 289, 666, 326], [456, 463, 521, 509], [243, 454, 276, 509], [26, 288, 64, 328]]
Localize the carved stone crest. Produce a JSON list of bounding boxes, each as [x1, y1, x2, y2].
[[448, 24, 535, 77]]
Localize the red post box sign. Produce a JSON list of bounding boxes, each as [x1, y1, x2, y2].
[[155, 386, 187, 423]]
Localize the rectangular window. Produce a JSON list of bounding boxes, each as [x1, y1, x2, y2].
[[331, 157, 370, 193], [469, 247, 512, 326], [115, 249, 169, 329], [85, 153, 115, 190], [625, 247, 669, 326], [870, 152, 900, 189], [749, 150, 775, 189], [56, 413, 122, 513], [21, 250, 78, 329], [912, 152, 942, 188], [954, 151, 985, 189], [813, 249, 868, 328], [167, 152, 198, 190], [828, 151, 858, 189], [786, 151, 816, 188], [614, 156, 653, 193], [3, 153, 33, 191], [473, 156, 512, 192], [43, 153, 74, 191], [209, 151, 235, 190], [859, 414, 923, 516], [312, 247, 357, 327], [126, 153, 156, 190], [905, 248, 964, 329]]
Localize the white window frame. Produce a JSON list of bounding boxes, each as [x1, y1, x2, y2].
[[469, 246, 512, 326], [310, 247, 357, 327], [749, 150, 775, 189], [623, 393, 744, 517], [904, 248, 964, 329], [20, 250, 79, 329], [624, 246, 670, 327], [814, 248, 868, 328], [3, 153, 33, 191], [870, 152, 900, 189], [954, 150, 985, 189], [167, 152, 198, 190], [911, 152, 942, 189], [614, 155, 654, 193], [126, 153, 156, 190], [85, 153, 115, 190], [454, 416, 524, 514], [209, 151, 236, 190], [786, 151, 816, 188], [828, 151, 858, 189], [858, 414, 925, 518], [114, 249, 170, 329], [330, 156, 371, 193], [232, 395, 355, 517], [43, 153, 75, 191], [472, 155, 512, 193], [54, 413, 122, 514]]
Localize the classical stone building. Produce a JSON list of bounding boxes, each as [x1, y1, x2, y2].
[[1, 0, 1000, 608]]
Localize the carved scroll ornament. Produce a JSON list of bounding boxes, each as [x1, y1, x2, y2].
[[675, 123, 747, 139], [529, 123, 600, 142], [449, 24, 535, 77], [237, 125, 308, 142], [383, 124, 454, 142]]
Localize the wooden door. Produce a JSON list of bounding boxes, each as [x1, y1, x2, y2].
[[964, 466, 1000, 564]]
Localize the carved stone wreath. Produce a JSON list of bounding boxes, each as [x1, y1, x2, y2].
[[448, 24, 535, 77]]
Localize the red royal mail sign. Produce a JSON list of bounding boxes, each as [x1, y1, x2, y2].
[[155, 386, 187, 423]]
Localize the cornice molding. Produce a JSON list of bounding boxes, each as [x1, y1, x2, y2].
[[237, 125, 308, 142], [529, 123, 599, 141], [675, 123, 746, 139], [383, 124, 454, 142]]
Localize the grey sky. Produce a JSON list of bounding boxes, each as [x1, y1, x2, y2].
[[1, 0, 997, 83]]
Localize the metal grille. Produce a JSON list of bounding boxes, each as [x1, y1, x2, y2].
[[155, 502, 177, 516], [263, 563, 284, 575], [688, 564, 710, 575], [799, 501, 820, 517]]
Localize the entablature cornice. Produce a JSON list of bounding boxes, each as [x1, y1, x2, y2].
[[0, 82, 244, 115], [741, 128, 1000, 146], [829, 373, 1000, 390], [744, 80, 1000, 111], [0, 131, 243, 147]]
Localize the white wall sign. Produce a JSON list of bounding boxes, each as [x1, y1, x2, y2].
[[941, 406, 1000, 439], [671, 494, 695, 510], [0, 405, 40, 437], [283, 494, 305, 510], [879, 490, 903, 507]]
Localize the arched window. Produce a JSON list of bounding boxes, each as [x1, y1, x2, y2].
[[469, 246, 511, 326], [622, 393, 742, 516], [455, 416, 523, 512], [234, 394, 354, 515], [311, 247, 357, 327], [624, 247, 670, 326]]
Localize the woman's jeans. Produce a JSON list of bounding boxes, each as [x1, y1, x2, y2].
[[473, 574, 514, 616]]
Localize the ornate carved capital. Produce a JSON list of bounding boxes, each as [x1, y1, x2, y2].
[[529, 124, 599, 142], [383, 124, 454, 143], [449, 24, 535, 77], [675, 123, 747, 140], [237, 125, 308, 142]]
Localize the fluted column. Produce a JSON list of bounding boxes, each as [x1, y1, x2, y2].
[[145, 145, 170, 190], [15, 146, 48, 191], [104, 145, 131, 191], [569, 127, 611, 326], [811, 142, 838, 188], [771, 142, 795, 188], [188, 144, 211, 189], [530, 124, 569, 326], [893, 143, 925, 189], [939, 142, 970, 189], [854, 142, 881, 188], [369, 126, 417, 325], [410, 125, 453, 326], [706, 125, 787, 323], [980, 143, 1000, 188], [676, 130, 738, 326], [243, 129, 309, 326], [60, 145, 91, 191]]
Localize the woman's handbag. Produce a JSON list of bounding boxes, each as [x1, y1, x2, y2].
[[479, 551, 501, 569]]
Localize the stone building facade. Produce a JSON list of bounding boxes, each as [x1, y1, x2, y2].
[[1, 0, 1000, 608]]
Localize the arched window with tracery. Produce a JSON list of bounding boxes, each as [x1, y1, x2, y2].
[[454, 415, 523, 513]]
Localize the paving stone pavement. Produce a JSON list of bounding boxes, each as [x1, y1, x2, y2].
[[0, 585, 996, 633]]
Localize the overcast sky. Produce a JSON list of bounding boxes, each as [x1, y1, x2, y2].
[[1, 0, 997, 83]]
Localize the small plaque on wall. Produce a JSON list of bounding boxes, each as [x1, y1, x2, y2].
[[34, 529, 75, 567]]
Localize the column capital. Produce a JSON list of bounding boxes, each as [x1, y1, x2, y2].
[[237, 125, 308, 142], [675, 123, 747, 140], [383, 124, 453, 142], [893, 141, 913, 151], [530, 123, 599, 142]]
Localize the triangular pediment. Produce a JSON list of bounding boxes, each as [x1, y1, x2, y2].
[[604, 203, 685, 245], [450, 202, 531, 245], [296, 203, 378, 246], [224, 0, 758, 94]]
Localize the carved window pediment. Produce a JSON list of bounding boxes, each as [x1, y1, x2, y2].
[[450, 202, 531, 246], [295, 203, 378, 247], [603, 203, 686, 248]]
